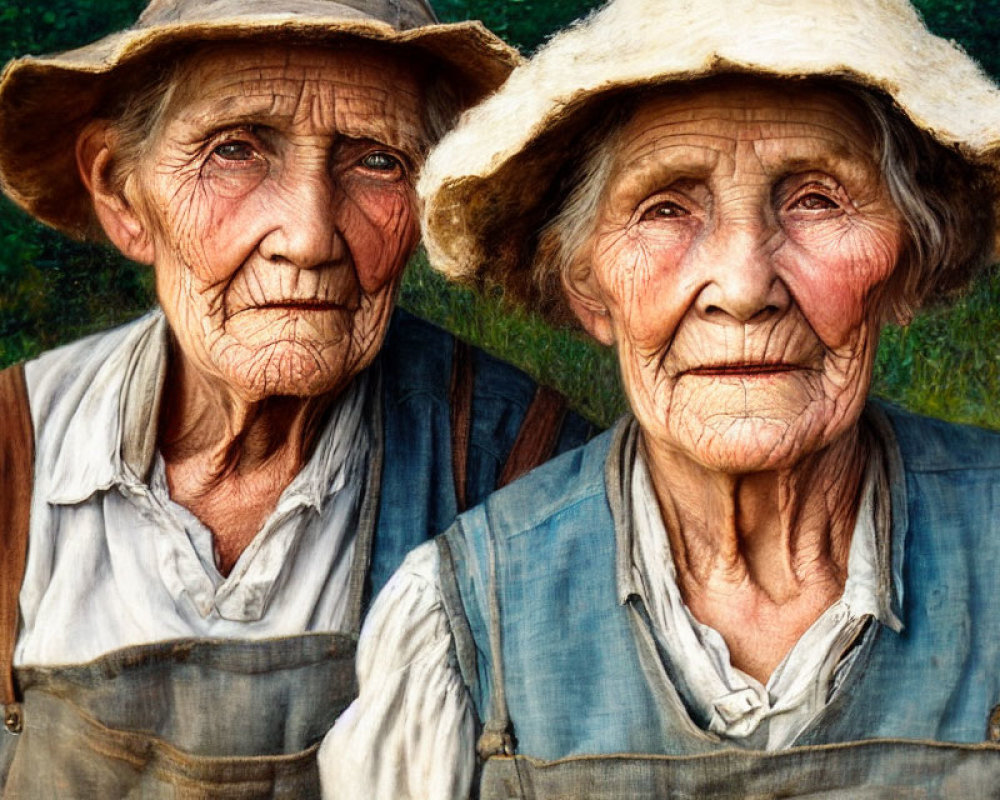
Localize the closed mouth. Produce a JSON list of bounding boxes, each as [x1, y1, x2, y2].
[[684, 363, 801, 377], [235, 300, 352, 314]]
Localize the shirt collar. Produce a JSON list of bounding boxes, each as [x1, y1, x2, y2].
[[47, 309, 372, 511], [47, 311, 168, 504]]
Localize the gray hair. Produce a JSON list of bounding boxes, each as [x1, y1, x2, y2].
[[539, 79, 996, 321]]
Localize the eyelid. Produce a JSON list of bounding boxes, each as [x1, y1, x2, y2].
[[351, 148, 412, 183], [204, 125, 268, 155], [778, 174, 853, 212], [337, 135, 413, 169], [635, 189, 694, 222]]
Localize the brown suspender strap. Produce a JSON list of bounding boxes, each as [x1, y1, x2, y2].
[[0, 363, 33, 732], [451, 337, 570, 507], [450, 339, 475, 513], [498, 385, 568, 490]]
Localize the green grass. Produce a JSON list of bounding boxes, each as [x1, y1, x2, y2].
[[399, 251, 626, 425], [873, 271, 1000, 429]]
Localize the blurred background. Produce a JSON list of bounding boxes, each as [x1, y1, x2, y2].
[[1, 0, 998, 427]]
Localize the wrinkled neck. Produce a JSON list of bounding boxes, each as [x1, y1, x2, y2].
[[157, 343, 336, 485], [641, 425, 868, 603]]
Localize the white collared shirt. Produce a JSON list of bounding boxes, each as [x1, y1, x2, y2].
[[16, 311, 370, 666], [322, 446, 896, 798]]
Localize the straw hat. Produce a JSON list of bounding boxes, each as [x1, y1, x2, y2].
[[419, 0, 1000, 323], [0, 0, 520, 239]]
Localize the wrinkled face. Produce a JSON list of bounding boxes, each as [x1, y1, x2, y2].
[[570, 81, 905, 472], [138, 44, 424, 400]]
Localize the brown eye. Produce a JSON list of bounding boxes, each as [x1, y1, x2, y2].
[[641, 201, 688, 221], [213, 141, 256, 162], [792, 192, 838, 211]]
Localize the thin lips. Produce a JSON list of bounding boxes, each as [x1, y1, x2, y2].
[[233, 299, 354, 313], [684, 362, 801, 376]]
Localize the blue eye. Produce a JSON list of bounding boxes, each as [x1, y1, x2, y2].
[[213, 141, 256, 162], [360, 152, 403, 172]]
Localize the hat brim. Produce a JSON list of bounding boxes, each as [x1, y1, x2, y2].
[[0, 17, 519, 239]]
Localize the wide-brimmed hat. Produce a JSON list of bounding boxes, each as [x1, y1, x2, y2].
[[0, 0, 520, 239], [419, 0, 1000, 323]]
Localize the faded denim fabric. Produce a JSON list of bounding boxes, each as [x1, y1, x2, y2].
[[370, 310, 594, 600], [442, 402, 1000, 797], [478, 743, 1000, 799], [3, 636, 355, 798], [0, 310, 594, 799]]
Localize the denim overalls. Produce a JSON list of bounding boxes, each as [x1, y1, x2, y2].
[[0, 310, 594, 798], [440, 403, 1000, 798]]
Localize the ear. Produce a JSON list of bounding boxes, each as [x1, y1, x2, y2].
[[76, 122, 155, 264], [561, 258, 615, 346]]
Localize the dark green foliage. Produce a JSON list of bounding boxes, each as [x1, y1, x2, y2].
[[0, 0, 999, 428], [0, 0, 144, 56], [0, 196, 153, 365], [433, 0, 603, 52], [0, 0, 152, 366], [913, 0, 1000, 78]]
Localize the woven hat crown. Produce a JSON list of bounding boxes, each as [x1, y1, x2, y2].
[[133, 0, 437, 30]]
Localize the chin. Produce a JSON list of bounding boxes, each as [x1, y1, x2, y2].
[[669, 411, 829, 475], [220, 342, 355, 401]]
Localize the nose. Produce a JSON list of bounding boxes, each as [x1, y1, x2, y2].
[[258, 170, 348, 270], [692, 222, 790, 324]]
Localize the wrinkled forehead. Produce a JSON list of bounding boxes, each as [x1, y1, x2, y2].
[[617, 77, 878, 170], [163, 42, 427, 155]]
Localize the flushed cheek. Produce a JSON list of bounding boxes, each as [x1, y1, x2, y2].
[[785, 230, 900, 349], [343, 184, 418, 293], [157, 175, 260, 288]]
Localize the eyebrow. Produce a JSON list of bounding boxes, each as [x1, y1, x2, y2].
[[174, 92, 425, 154], [616, 139, 721, 179], [753, 137, 877, 177]]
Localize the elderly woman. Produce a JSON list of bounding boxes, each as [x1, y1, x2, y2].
[[0, 0, 595, 796], [326, 0, 1000, 796]]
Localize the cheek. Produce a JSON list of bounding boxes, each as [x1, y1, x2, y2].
[[595, 227, 694, 350], [782, 223, 901, 349], [153, 168, 263, 287], [339, 180, 419, 294]]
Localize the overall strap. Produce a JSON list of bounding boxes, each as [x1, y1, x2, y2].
[[450, 339, 475, 513], [472, 507, 517, 761], [0, 363, 33, 733], [450, 338, 570, 513], [437, 531, 523, 798], [497, 386, 567, 489], [345, 369, 386, 636]]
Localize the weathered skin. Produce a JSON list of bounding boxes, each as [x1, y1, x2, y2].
[[77, 45, 425, 573], [565, 81, 904, 682]]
